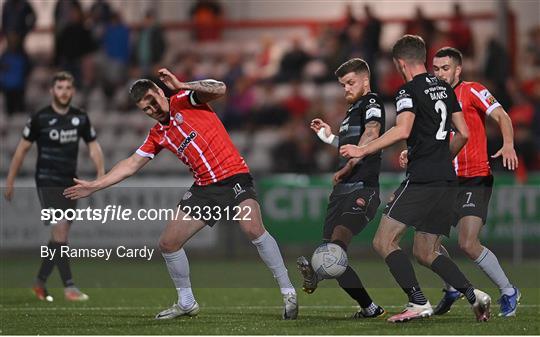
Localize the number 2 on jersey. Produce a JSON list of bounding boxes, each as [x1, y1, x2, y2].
[[435, 100, 448, 140]]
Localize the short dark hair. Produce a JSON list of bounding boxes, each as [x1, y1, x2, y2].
[[434, 47, 463, 65], [392, 34, 426, 64], [52, 71, 74, 86], [129, 79, 159, 102], [335, 58, 370, 78]]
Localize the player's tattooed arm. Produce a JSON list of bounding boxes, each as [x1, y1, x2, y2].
[[158, 68, 226, 103]]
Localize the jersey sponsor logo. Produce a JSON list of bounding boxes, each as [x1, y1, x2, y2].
[[90, 126, 96, 138], [23, 126, 30, 138], [49, 128, 78, 143], [175, 113, 184, 124], [177, 131, 197, 155], [48, 118, 58, 126], [479, 89, 498, 105], [233, 183, 246, 199], [366, 107, 381, 119], [396, 98, 413, 111], [369, 98, 376, 104], [339, 123, 349, 133], [71, 117, 80, 126]]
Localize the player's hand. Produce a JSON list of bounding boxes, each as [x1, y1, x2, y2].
[[491, 144, 518, 170], [310, 118, 332, 137], [63, 178, 97, 200], [339, 144, 366, 159], [399, 150, 408, 169], [333, 160, 355, 185], [4, 184, 14, 201], [158, 68, 183, 90]]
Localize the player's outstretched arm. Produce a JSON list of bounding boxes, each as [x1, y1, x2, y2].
[[449, 111, 470, 159], [4, 139, 32, 201], [63, 153, 150, 199], [340, 111, 414, 159], [310, 118, 338, 147], [87, 141, 105, 178], [158, 68, 226, 104], [488, 106, 518, 170]]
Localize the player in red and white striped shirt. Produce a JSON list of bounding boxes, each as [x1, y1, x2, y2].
[[429, 47, 520, 317], [64, 68, 297, 320]]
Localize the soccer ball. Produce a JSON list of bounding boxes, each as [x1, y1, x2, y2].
[[311, 243, 348, 279]]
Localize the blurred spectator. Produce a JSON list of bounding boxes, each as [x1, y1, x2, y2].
[[223, 77, 256, 130], [89, 0, 113, 43], [250, 81, 288, 128], [0, 32, 32, 115], [1, 0, 36, 45], [54, 3, 97, 88], [483, 38, 512, 109], [255, 35, 282, 80], [525, 26, 540, 67], [189, 0, 224, 41], [271, 119, 318, 173], [54, 0, 82, 37], [405, 7, 436, 50], [132, 9, 166, 77], [100, 11, 130, 106], [448, 3, 474, 58], [282, 81, 310, 119], [338, 3, 358, 44], [361, 5, 382, 91], [222, 52, 244, 89], [342, 23, 364, 58], [316, 33, 348, 83], [274, 37, 311, 83]]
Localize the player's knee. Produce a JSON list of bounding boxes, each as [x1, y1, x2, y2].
[[412, 246, 431, 267], [242, 222, 265, 241], [372, 235, 388, 257], [458, 238, 479, 259], [158, 237, 182, 253]]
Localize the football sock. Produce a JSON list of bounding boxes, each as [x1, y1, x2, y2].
[[438, 245, 458, 292], [474, 247, 514, 296], [362, 302, 380, 316], [385, 250, 427, 305], [251, 231, 295, 295], [337, 266, 373, 308], [430, 255, 476, 304], [56, 242, 75, 287], [36, 241, 57, 283], [162, 248, 195, 308]]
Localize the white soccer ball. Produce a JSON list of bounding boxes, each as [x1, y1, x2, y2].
[[311, 243, 348, 279]]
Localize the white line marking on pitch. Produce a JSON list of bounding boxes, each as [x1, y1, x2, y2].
[[0, 304, 538, 311]]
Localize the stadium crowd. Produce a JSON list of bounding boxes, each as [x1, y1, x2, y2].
[[1, 0, 539, 177]]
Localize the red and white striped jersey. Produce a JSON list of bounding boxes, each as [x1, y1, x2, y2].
[[453, 81, 501, 177], [136, 90, 249, 185]]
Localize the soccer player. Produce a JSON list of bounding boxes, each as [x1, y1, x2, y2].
[[63, 68, 298, 320], [340, 35, 491, 323], [428, 46, 519, 317], [297, 58, 386, 319], [4, 71, 105, 302]]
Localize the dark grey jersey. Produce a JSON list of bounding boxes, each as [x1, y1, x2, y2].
[[395, 73, 461, 182], [337, 92, 385, 187], [22, 105, 97, 186]]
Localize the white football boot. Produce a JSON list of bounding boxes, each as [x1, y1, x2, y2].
[[155, 302, 200, 320], [282, 292, 298, 320]]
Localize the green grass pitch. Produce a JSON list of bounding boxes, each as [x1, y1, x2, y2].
[[1, 257, 538, 335]]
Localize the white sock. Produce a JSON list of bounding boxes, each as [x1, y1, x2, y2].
[[438, 246, 457, 292], [162, 248, 196, 309], [475, 247, 514, 296], [251, 231, 296, 295]]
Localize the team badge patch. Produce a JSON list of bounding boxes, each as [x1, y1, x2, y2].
[[175, 113, 184, 124], [182, 191, 192, 200], [71, 117, 80, 126]]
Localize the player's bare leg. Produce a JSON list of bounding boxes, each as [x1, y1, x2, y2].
[[237, 198, 297, 320], [457, 217, 519, 317], [414, 232, 491, 322], [373, 216, 432, 323], [155, 208, 206, 320]]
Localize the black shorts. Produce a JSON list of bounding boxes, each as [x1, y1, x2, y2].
[[178, 173, 258, 227], [454, 175, 494, 225], [37, 185, 78, 226], [383, 179, 458, 237], [323, 182, 380, 240]]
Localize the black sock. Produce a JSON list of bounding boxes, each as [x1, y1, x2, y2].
[[337, 266, 373, 308], [430, 255, 476, 304], [56, 242, 75, 287], [385, 250, 427, 305], [36, 241, 58, 283]]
